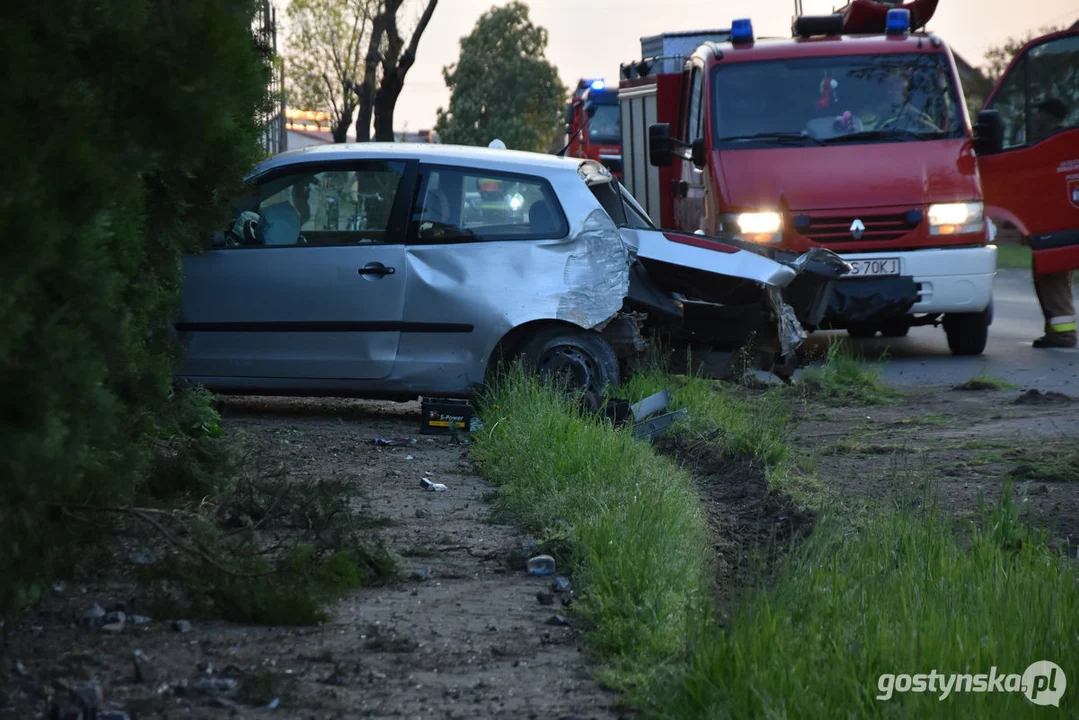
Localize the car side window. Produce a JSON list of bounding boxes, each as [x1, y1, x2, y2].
[[229, 162, 405, 247], [411, 167, 568, 243]]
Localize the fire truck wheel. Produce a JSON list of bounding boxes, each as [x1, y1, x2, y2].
[[943, 309, 990, 356], [518, 327, 621, 395]]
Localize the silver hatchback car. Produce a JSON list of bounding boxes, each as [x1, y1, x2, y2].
[[176, 144, 847, 398]]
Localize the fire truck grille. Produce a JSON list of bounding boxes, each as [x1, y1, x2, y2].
[[797, 212, 917, 242]]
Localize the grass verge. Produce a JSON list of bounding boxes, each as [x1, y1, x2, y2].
[[648, 484, 1078, 717], [954, 372, 1018, 391], [475, 358, 1074, 717], [620, 367, 792, 467], [995, 242, 1031, 270], [797, 341, 902, 405], [471, 366, 712, 685]]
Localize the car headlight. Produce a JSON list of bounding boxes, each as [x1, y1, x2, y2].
[[732, 211, 782, 243], [928, 202, 983, 236]]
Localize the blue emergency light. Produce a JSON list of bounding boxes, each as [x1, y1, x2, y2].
[[590, 79, 606, 91], [885, 8, 911, 35], [731, 18, 754, 44]]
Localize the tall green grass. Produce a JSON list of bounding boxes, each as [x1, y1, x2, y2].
[[472, 366, 711, 682], [798, 341, 901, 405], [621, 370, 792, 466], [645, 486, 1079, 718], [473, 365, 1075, 717]]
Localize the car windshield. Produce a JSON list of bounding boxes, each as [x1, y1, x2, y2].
[[588, 178, 654, 229], [712, 53, 964, 147], [588, 105, 621, 144]]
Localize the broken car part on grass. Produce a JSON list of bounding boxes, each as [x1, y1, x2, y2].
[[176, 144, 851, 400]]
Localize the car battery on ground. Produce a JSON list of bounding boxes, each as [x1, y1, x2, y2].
[[420, 397, 474, 435]]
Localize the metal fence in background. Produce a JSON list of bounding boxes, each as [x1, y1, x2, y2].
[[254, 0, 287, 155]]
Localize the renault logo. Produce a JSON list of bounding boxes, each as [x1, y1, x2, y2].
[[850, 218, 866, 240]]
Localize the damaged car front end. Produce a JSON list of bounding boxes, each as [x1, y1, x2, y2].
[[585, 164, 850, 379], [176, 145, 848, 400]]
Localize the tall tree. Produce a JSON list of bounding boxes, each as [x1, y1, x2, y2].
[[435, 2, 567, 152], [284, 0, 373, 142], [285, 0, 437, 142], [983, 25, 1063, 84], [371, 0, 439, 142]]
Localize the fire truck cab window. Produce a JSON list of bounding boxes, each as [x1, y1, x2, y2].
[[588, 105, 621, 144], [712, 54, 964, 147], [684, 67, 704, 142]]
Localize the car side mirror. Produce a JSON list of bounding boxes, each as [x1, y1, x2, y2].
[[973, 109, 1003, 156], [690, 138, 706, 168], [649, 123, 673, 167]]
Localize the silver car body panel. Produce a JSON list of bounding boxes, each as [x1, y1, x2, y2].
[[178, 143, 823, 397]]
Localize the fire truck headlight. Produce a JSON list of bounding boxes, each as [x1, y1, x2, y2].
[[928, 201, 983, 236], [735, 211, 782, 242]]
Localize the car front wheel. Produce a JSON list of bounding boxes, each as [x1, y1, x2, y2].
[[517, 327, 621, 395]]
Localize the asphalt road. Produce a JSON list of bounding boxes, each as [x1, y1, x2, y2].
[[796, 269, 1079, 393]]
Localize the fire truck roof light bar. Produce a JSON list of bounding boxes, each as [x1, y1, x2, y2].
[[885, 8, 911, 35], [590, 79, 606, 91], [731, 18, 754, 44]]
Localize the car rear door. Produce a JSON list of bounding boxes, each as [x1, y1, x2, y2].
[[177, 158, 417, 382], [978, 29, 1079, 275]]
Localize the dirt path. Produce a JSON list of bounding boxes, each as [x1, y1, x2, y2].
[[0, 398, 621, 720], [789, 386, 1079, 550]]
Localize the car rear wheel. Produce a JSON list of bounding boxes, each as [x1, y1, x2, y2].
[[517, 327, 621, 395], [943, 308, 990, 356]]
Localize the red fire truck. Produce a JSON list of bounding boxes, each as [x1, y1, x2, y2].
[[564, 78, 623, 179], [618, 2, 1074, 355]]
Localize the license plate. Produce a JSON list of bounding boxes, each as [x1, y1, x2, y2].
[[845, 257, 900, 277]]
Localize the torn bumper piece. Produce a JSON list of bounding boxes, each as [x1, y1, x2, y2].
[[820, 276, 920, 327], [629, 388, 688, 440]]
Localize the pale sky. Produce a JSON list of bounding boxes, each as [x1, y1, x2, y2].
[[302, 0, 1079, 131]]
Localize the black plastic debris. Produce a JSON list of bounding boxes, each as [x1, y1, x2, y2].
[[373, 437, 417, 446]]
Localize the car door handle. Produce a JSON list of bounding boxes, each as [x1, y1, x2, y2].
[[357, 263, 395, 276]]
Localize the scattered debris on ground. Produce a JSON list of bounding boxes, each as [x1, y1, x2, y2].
[[0, 398, 621, 719]]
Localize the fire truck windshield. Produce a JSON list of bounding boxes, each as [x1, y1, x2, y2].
[[712, 53, 964, 147], [588, 105, 621, 144]]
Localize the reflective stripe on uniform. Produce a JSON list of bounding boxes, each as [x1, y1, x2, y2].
[[1049, 316, 1077, 332]]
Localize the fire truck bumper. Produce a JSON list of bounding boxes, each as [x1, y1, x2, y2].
[[820, 245, 997, 325]]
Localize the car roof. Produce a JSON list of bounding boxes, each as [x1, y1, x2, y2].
[[249, 142, 584, 180], [703, 33, 948, 64]]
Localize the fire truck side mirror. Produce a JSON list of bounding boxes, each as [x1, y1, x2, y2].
[[564, 103, 574, 125], [690, 138, 706, 168], [649, 123, 673, 167], [972, 110, 1003, 156]]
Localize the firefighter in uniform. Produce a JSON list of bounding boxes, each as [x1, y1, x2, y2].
[[1029, 98, 1076, 348]]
